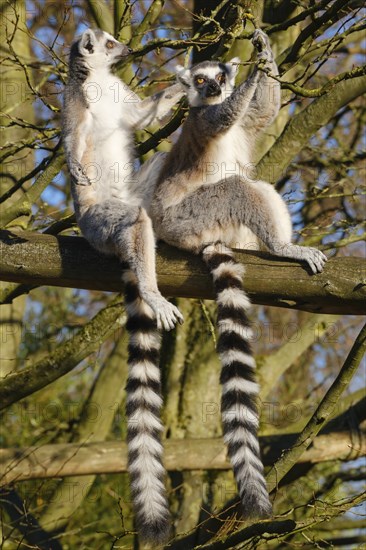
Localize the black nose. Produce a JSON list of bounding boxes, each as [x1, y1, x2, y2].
[[206, 81, 221, 97]]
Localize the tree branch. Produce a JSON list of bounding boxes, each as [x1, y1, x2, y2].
[[258, 313, 340, 399], [1, 152, 64, 228], [198, 491, 365, 550], [0, 230, 365, 314], [84, 0, 114, 34], [0, 295, 126, 410], [266, 321, 366, 492], [257, 74, 366, 183], [38, 336, 129, 533], [1, 429, 364, 484]]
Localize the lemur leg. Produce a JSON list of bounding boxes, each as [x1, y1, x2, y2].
[[241, 180, 328, 273], [155, 177, 327, 273], [125, 207, 184, 330], [77, 200, 183, 331]]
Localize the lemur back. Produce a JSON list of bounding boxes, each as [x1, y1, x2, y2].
[[150, 29, 327, 525], [63, 28, 184, 544]]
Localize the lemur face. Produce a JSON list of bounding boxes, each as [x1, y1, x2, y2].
[[176, 59, 240, 107], [78, 29, 132, 69]]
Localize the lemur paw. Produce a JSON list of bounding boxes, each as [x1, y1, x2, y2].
[[252, 29, 270, 52], [300, 247, 328, 274], [150, 296, 184, 331], [252, 29, 273, 66], [70, 161, 91, 186]]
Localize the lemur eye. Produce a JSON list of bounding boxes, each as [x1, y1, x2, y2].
[[195, 77, 206, 85], [106, 40, 115, 49], [217, 73, 226, 84]]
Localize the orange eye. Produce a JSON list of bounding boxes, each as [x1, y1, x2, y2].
[[195, 77, 205, 85], [217, 73, 226, 84], [106, 40, 115, 49]]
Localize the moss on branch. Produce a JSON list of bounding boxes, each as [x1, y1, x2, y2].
[[0, 230, 365, 314]]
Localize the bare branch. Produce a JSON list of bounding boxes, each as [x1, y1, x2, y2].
[[1, 429, 364, 484], [257, 74, 366, 183], [266, 321, 366, 492], [0, 295, 126, 410]]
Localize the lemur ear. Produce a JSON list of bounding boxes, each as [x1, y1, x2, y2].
[[226, 57, 241, 78], [175, 65, 191, 87], [80, 29, 96, 55]]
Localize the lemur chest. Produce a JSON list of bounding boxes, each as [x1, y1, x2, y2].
[[157, 125, 250, 209], [83, 76, 129, 135], [81, 76, 134, 199], [202, 125, 250, 184], [82, 77, 132, 161]]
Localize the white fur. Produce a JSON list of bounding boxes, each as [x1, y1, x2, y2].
[[127, 387, 163, 407], [129, 331, 161, 350], [222, 406, 259, 428], [128, 361, 161, 382], [222, 377, 259, 395], [255, 180, 293, 243], [220, 349, 256, 369], [83, 70, 135, 202], [71, 30, 183, 211], [127, 408, 162, 431], [128, 433, 164, 456], [211, 261, 245, 281], [124, 301, 156, 321], [229, 444, 264, 470], [225, 426, 261, 450], [218, 319, 253, 341], [216, 288, 252, 310]]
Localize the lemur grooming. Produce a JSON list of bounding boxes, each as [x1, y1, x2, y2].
[[63, 29, 184, 543], [149, 29, 327, 528]]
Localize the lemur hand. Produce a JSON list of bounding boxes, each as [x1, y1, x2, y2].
[[272, 243, 328, 274], [299, 247, 328, 274], [70, 160, 92, 186], [144, 293, 184, 331], [252, 29, 273, 68]]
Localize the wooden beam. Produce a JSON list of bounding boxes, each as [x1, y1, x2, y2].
[[0, 229, 365, 314], [0, 430, 364, 484]]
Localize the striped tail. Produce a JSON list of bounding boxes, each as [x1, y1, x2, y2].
[[202, 243, 272, 518], [122, 270, 171, 543]]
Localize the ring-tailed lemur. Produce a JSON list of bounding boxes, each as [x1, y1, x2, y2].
[[63, 29, 184, 543], [148, 29, 327, 528], [63, 28, 184, 330]]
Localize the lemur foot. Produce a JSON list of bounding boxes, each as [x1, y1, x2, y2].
[[299, 246, 328, 274], [274, 243, 327, 274], [252, 29, 273, 67], [70, 160, 91, 186], [146, 294, 184, 331]]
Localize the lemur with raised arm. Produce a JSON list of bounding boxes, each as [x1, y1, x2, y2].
[[63, 29, 184, 543], [150, 29, 327, 529]]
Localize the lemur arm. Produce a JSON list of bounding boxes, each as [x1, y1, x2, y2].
[[127, 83, 185, 130], [193, 30, 278, 138], [241, 30, 281, 134], [194, 69, 260, 137], [63, 95, 92, 187]]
